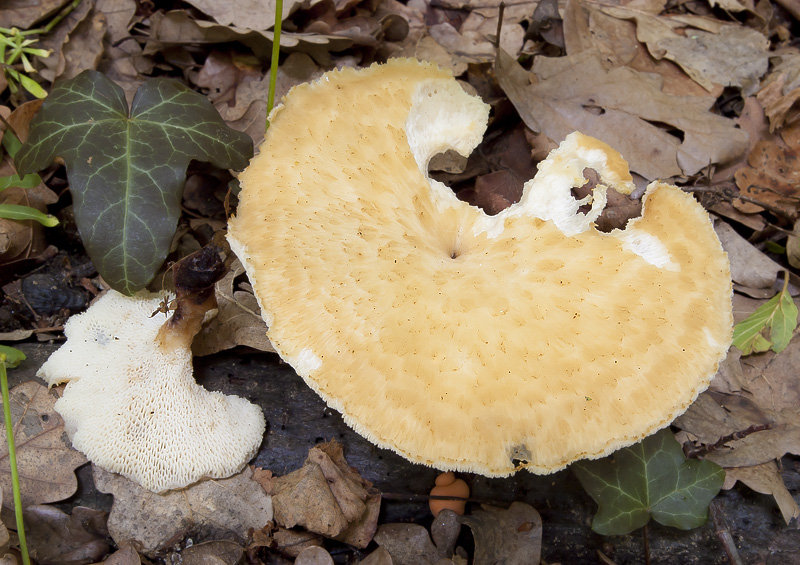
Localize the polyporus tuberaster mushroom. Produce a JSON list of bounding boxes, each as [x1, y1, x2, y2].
[[227, 59, 732, 475], [38, 290, 266, 492]]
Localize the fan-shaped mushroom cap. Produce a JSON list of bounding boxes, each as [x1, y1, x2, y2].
[[38, 291, 266, 492], [227, 59, 732, 475]]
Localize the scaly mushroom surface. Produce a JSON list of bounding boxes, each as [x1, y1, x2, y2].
[[228, 59, 732, 475]]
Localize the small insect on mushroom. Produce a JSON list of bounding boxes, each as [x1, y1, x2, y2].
[[228, 59, 732, 476]]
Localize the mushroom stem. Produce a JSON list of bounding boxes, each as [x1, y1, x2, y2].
[[156, 243, 227, 351]]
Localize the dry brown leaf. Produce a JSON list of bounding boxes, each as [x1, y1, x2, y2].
[[495, 49, 748, 180], [100, 543, 141, 565], [373, 509, 461, 564], [457, 502, 542, 565], [24, 505, 110, 563], [270, 441, 380, 549], [600, 6, 769, 95], [169, 540, 244, 565], [757, 49, 800, 131], [0, 0, 68, 29], [211, 52, 323, 146], [562, 0, 719, 97], [182, 0, 302, 30], [295, 546, 334, 565], [36, 0, 94, 83], [414, 35, 468, 77], [734, 140, 800, 217], [145, 10, 352, 63], [359, 547, 393, 565], [94, 465, 273, 556], [714, 220, 785, 289], [0, 382, 86, 512], [723, 461, 800, 525], [59, 8, 107, 80], [193, 259, 276, 356]]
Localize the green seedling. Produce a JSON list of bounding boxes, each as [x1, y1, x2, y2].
[[0, 128, 57, 227], [732, 272, 798, 355], [0, 0, 84, 100], [0, 345, 30, 565], [573, 428, 724, 536], [16, 70, 253, 294]]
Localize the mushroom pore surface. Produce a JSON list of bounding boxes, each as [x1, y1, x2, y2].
[[227, 59, 733, 475]]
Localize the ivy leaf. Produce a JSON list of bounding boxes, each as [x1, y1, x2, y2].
[[573, 429, 724, 536], [15, 70, 253, 295], [732, 273, 798, 355]]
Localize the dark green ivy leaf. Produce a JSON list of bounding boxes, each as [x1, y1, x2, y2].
[[573, 429, 724, 536], [15, 70, 253, 295]]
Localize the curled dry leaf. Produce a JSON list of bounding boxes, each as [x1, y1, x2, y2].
[[93, 465, 272, 556], [457, 503, 542, 565], [270, 441, 380, 548], [0, 381, 87, 512], [24, 505, 110, 564], [193, 259, 276, 356], [373, 510, 460, 564], [723, 461, 800, 525]]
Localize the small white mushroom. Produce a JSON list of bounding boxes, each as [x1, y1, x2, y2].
[[38, 290, 266, 493]]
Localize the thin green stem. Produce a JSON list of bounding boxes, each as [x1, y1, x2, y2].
[[0, 360, 29, 565], [266, 0, 283, 133]]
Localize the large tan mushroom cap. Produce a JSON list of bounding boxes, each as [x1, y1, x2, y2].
[[227, 59, 732, 475], [38, 291, 266, 492]]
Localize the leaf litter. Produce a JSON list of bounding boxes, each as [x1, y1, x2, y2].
[[2, 0, 800, 561]]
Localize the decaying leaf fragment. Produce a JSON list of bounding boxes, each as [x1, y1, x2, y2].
[[0, 381, 86, 512], [94, 465, 272, 556], [268, 441, 380, 548], [458, 502, 542, 565]]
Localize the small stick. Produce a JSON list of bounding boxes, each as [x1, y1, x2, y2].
[[710, 499, 744, 565], [683, 424, 772, 459], [494, 3, 505, 50]]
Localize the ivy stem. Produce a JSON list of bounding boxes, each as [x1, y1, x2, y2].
[[266, 0, 283, 133], [0, 358, 30, 565]]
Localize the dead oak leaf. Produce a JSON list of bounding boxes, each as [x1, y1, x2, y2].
[[495, 49, 748, 180], [93, 465, 272, 556], [182, 0, 303, 30], [0, 381, 87, 512], [734, 140, 800, 218], [599, 6, 769, 96]]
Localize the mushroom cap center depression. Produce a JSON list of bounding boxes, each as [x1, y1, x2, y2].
[[228, 60, 732, 475]]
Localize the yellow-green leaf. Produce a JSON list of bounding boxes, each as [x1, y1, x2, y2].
[[732, 274, 798, 355]]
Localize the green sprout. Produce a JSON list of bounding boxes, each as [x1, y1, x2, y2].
[[0, 345, 30, 565], [0, 0, 84, 100]]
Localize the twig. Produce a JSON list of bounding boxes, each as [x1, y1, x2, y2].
[[683, 424, 772, 459], [710, 499, 744, 565], [494, 3, 505, 50]]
